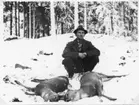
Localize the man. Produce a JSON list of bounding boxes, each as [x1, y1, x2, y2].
[[62, 25, 100, 78]]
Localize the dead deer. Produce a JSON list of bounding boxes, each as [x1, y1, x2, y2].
[[15, 76, 70, 102], [64, 71, 127, 102]]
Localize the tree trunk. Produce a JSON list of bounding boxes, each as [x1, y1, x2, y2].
[[18, 2, 20, 37], [129, 9, 133, 31], [23, 2, 29, 38], [47, 21, 50, 36], [27, 5, 29, 38], [31, 5, 33, 38], [29, 3, 32, 38], [42, 24, 45, 37], [61, 22, 64, 34], [23, 3, 26, 38], [32, 4, 35, 39], [84, 1, 87, 29], [120, 2, 123, 27], [16, 2, 18, 36], [10, 2, 13, 36], [50, 1, 56, 36], [74, 1, 78, 29], [111, 2, 114, 32], [15, 2, 17, 36], [123, 2, 125, 27]]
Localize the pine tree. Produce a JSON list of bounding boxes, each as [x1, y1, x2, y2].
[[50, 1, 55, 36], [10, 2, 13, 36], [29, 2, 32, 38], [74, 1, 78, 29], [15, 2, 17, 36], [18, 2, 20, 37], [84, 2, 87, 29], [32, 3, 36, 38]]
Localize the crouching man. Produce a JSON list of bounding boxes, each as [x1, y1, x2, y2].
[[62, 25, 100, 78]]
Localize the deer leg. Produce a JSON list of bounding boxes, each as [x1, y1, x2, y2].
[[24, 91, 36, 96], [15, 80, 35, 92], [102, 94, 117, 101], [31, 78, 48, 83], [97, 72, 128, 82]]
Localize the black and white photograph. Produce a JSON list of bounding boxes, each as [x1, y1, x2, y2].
[[0, 0, 139, 104]]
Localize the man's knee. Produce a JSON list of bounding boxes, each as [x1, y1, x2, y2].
[[93, 56, 99, 63], [90, 56, 99, 67], [85, 56, 99, 63], [62, 58, 74, 65], [62, 58, 75, 78], [84, 56, 99, 72], [62, 58, 75, 72]]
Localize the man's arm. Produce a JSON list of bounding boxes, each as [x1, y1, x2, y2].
[[85, 42, 100, 57], [62, 42, 79, 59]]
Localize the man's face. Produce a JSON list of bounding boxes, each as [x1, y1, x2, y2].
[[76, 30, 85, 39]]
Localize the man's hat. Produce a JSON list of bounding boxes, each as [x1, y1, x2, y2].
[[73, 25, 88, 34]]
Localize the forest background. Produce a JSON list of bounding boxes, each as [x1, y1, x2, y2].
[[3, 1, 138, 41]]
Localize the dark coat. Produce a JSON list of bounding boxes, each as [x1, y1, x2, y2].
[[62, 38, 100, 73], [62, 38, 100, 59]]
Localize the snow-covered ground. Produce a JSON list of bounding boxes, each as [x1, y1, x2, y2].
[[0, 33, 139, 104]]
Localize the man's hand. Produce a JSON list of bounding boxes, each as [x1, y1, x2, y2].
[[78, 52, 87, 59]]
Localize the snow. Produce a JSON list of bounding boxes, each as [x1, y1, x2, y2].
[[0, 33, 139, 104]]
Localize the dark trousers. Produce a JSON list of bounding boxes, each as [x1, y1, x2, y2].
[[62, 56, 99, 77]]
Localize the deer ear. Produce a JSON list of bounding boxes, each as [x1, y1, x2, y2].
[[67, 89, 70, 91], [66, 89, 71, 93], [68, 83, 72, 89]]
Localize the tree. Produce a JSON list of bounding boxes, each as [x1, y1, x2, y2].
[[15, 2, 17, 36], [3, 1, 138, 40], [50, 1, 55, 36], [17, 2, 20, 37], [78, 2, 84, 26], [74, 1, 78, 29], [32, 3, 36, 38], [84, 2, 87, 29], [10, 2, 13, 36], [29, 2, 32, 38], [55, 1, 74, 34]]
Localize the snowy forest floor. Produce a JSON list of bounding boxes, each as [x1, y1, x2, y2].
[[0, 33, 139, 104]]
